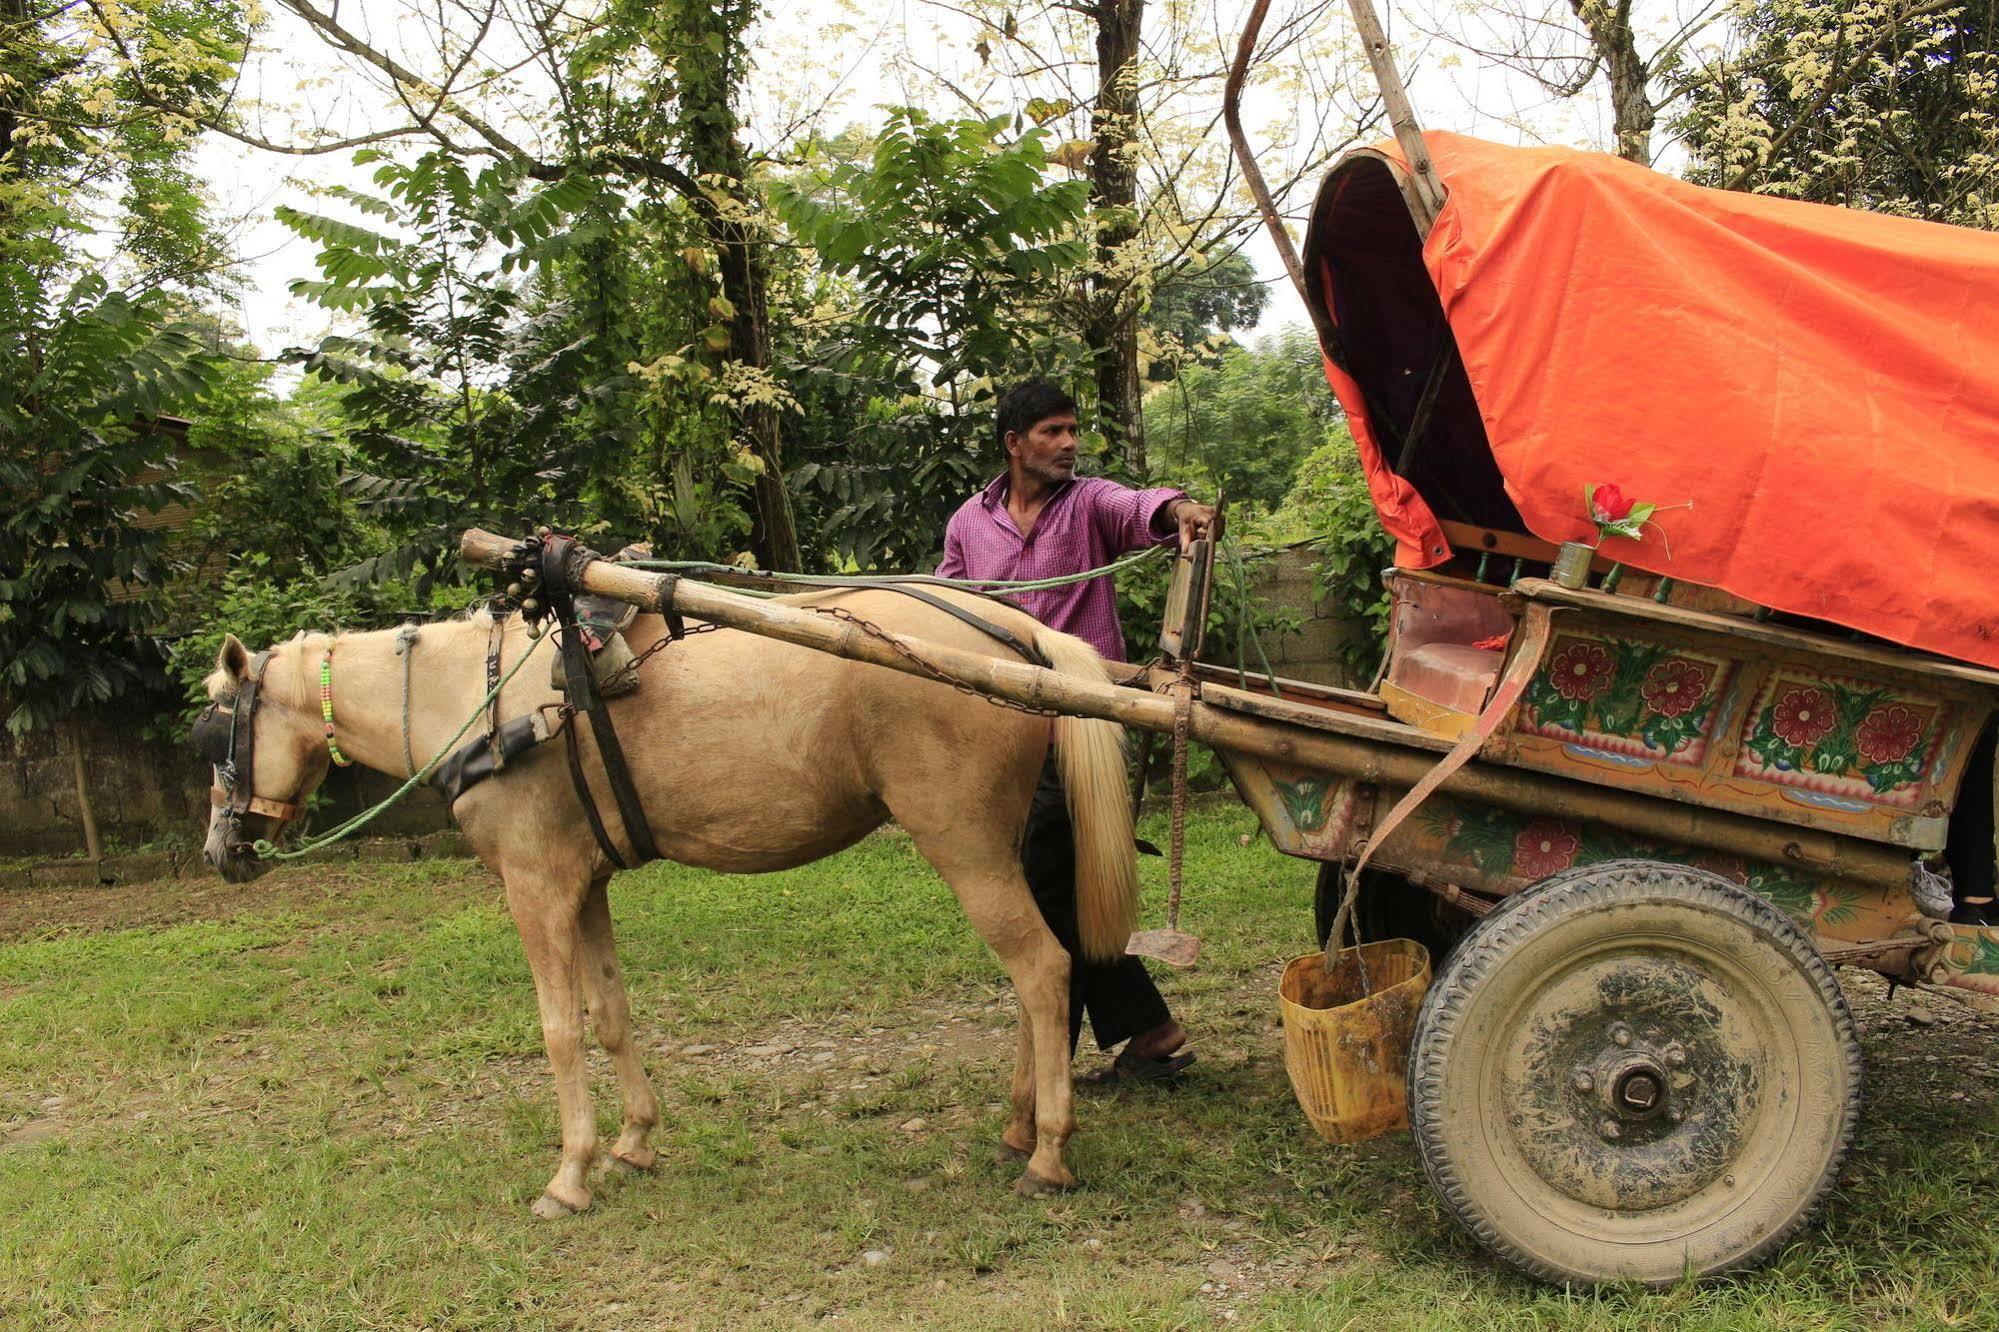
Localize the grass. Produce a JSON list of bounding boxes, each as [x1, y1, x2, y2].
[[1, 802, 1996, 1329]]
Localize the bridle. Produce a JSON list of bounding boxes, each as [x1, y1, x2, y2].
[[191, 649, 306, 851]]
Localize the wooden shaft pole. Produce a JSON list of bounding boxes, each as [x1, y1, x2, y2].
[[1343, 0, 1445, 226], [459, 530, 1911, 890]]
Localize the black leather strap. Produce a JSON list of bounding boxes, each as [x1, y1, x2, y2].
[[539, 534, 661, 869], [839, 584, 1047, 666], [429, 713, 547, 807]]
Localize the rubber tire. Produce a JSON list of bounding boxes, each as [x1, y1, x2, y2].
[[1314, 862, 1473, 965], [1407, 859, 1861, 1287]]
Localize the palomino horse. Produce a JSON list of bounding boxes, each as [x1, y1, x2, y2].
[[197, 588, 1139, 1215]]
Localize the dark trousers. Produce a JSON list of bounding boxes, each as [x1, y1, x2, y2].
[[1021, 758, 1170, 1052]]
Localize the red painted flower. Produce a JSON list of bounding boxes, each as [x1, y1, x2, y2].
[[1590, 483, 1635, 523], [1514, 821, 1581, 878], [1641, 658, 1711, 719], [1856, 705, 1925, 765], [1770, 686, 1835, 748], [1549, 642, 1616, 701]]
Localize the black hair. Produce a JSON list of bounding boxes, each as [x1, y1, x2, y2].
[[995, 379, 1078, 452]]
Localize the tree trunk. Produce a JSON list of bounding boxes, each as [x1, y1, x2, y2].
[[1571, 0, 1655, 163], [676, 0, 802, 571], [68, 717, 103, 865], [1089, 0, 1147, 474]]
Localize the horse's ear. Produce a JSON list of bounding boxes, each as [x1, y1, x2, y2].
[[217, 634, 250, 679]]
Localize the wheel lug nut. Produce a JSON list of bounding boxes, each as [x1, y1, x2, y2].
[[1667, 1107, 1684, 1125], [1573, 1071, 1594, 1093], [1600, 1119, 1622, 1140], [1665, 1046, 1687, 1068], [1610, 1024, 1632, 1047]]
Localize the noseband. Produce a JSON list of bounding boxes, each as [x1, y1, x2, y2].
[[192, 650, 306, 846]]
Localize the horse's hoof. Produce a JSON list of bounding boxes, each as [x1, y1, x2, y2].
[[1014, 1167, 1076, 1199], [531, 1190, 586, 1219], [610, 1148, 656, 1174]]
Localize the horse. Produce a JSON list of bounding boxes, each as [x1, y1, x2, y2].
[[195, 588, 1141, 1216]]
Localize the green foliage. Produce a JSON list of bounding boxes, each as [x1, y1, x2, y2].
[[774, 110, 1094, 569], [1141, 327, 1332, 514], [0, 258, 209, 734], [281, 153, 640, 590], [1142, 248, 1271, 379], [160, 560, 367, 726], [1679, 0, 1999, 229]]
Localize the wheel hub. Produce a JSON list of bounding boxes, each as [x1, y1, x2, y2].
[[1502, 956, 1758, 1212]]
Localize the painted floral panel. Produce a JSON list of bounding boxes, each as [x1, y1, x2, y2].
[[1413, 797, 1885, 937], [1733, 671, 1948, 810], [1520, 633, 1734, 767]]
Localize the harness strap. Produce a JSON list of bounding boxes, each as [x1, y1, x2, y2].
[[210, 786, 304, 824], [395, 622, 421, 778], [540, 535, 661, 869], [850, 584, 1047, 666], [485, 612, 508, 740]]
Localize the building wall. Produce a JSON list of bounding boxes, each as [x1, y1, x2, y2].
[[2, 709, 454, 856], [1228, 547, 1378, 689]]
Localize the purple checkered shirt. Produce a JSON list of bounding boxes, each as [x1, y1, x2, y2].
[[935, 474, 1186, 662]]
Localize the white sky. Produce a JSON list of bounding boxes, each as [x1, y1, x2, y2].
[[192, 0, 1694, 357]]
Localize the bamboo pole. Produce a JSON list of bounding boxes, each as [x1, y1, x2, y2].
[[1343, 0, 1446, 227], [459, 530, 1911, 890]]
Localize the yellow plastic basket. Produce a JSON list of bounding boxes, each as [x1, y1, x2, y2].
[[1278, 939, 1432, 1145]]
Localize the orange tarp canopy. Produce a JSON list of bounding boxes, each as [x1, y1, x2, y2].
[[1303, 131, 1999, 670]]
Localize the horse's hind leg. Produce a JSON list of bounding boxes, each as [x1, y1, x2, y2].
[[578, 876, 661, 1172], [907, 830, 1077, 1195], [506, 872, 599, 1217]]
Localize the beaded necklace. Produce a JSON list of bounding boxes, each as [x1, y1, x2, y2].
[[319, 648, 354, 767]]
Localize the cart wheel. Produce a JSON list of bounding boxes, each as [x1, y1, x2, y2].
[[1407, 859, 1861, 1287], [1314, 862, 1471, 963]]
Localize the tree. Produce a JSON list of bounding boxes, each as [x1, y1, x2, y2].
[[1141, 326, 1330, 512], [1417, 0, 1725, 164], [773, 110, 1092, 569], [1677, 0, 1997, 227], [1143, 248, 1272, 378], [0, 0, 241, 855]]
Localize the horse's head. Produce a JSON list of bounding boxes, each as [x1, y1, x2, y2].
[[194, 634, 333, 883]]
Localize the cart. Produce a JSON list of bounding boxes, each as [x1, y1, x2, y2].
[[455, 105, 1999, 1294]]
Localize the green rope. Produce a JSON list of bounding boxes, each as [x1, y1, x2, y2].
[[627, 544, 1168, 593], [1223, 538, 1288, 698], [252, 633, 549, 861]]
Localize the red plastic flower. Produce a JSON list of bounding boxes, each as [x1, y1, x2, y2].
[[1641, 658, 1711, 719], [1856, 705, 1925, 765], [1549, 642, 1615, 701], [1590, 483, 1635, 524], [1513, 821, 1581, 878], [1770, 687, 1835, 749]]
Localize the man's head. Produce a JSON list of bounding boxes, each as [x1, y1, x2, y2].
[[996, 378, 1080, 490]]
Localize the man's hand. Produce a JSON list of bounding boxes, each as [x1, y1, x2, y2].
[[1168, 498, 1217, 553]]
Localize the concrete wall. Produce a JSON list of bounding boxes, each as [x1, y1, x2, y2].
[[1226, 547, 1377, 689], [2, 708, 454, 857]]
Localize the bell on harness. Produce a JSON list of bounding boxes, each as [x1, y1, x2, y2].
[[550, 541, 650, 699]]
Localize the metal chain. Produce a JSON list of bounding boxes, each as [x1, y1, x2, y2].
[[810, 605, 1060, 716], [596, 621, 723, 694]]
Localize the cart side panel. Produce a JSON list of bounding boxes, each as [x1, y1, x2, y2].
[[1226, 745, 1922, 949], [1376, 570, 1993, 852]]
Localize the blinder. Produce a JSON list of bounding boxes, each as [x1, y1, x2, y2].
[[195, 650, 305, 845]]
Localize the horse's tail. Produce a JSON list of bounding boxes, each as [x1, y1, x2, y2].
[[1029, 626, 1140, 963]]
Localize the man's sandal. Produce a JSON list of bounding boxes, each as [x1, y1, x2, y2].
[[1078, 1046, 1195, 1088]]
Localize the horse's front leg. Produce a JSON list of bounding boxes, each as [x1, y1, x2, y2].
[[506, 872, 598, 1217], [578, 876, 661, 1172]]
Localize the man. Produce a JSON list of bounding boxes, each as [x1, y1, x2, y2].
[[936, 378, 1215, 1082]]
